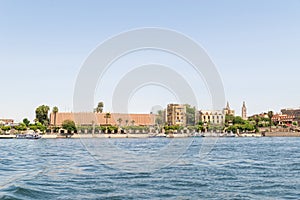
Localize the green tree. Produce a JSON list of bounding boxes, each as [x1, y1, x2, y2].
[[1, 126, 11, 132], [225, 114, 235, 126], [23, 118, 30, 127], [125, 119, 129, 126], [95, 102, 104, 113], [155, 117, 163, 126], [52, 106, 59, 127], [293, 121, 298, 126], [29, 124, 38, 131], [185, 104, 196, 126], [155, 110, 164, 125], [117, 118, 122, 126], [196, 124, 204, 132], [107, 125, 118, 133], [36, 122, 46, 132], [243, 122, 255, 131], [164, 125, 184, 133], [233, 116, 245, 125], [104, 112, 111, 124], [62, 120, 77, 132], [227, 125, 237, 133], [14, 123, 27, 131], [35, 105, 50, 126]]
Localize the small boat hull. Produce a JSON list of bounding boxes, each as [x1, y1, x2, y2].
[[16, 134, 41, 139]]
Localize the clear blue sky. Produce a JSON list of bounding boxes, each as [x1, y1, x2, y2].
[[0, 0, 300, 122]]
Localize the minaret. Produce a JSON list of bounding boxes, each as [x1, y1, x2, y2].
[[242, 101, 247, 120], [226, 101, 230, 110], [224, 101, 235, 116]]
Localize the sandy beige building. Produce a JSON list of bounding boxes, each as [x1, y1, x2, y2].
[[50, 112, 156, 126], [167, 104, 186, 126]]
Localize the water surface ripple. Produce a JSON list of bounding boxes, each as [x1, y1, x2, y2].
[[0, 137, 299, 199]]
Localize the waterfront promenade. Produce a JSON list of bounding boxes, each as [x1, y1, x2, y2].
[[2, 132, 300, 139]]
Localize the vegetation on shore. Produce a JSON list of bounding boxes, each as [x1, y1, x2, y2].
[[0, 102, 299, 134]]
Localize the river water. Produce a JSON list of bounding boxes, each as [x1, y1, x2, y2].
[[0, 137, 299, 199]]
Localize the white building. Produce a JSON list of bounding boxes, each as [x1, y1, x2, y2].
[[199, 110, 225, 125]]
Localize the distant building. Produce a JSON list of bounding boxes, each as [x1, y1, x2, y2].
[[223, 102, 235, 116], [167, 104, 186, 126], [50, 112, 156, 126], [199, 110, 225, 125], [241, 101, 247, 120], [0, 119, 14, 125], [249, 113, 269, 119], [272, 114, 295, 126], [281, 108, 300, 125]]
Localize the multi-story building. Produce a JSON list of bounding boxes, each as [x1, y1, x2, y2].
[[281, 108, 300, 125], [199, 110, 225, 125], [166, 104, 186, 126], [272, 114, 295, 126]]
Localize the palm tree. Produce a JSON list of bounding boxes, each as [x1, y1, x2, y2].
[[125, 119, 129, 126], [104, 112, 111, 125], [94, 102, 104, 113], [131, 120, 135, 126], [52, 106, 59, 127], [117, 118, 122, 126], [268, 111, 273, 132]]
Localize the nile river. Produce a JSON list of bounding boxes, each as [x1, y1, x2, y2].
[[1, 137, 300, 199]]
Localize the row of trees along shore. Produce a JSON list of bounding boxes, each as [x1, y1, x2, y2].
[[0, 102, 143, 134], [0, 105, 71, 134], [0, 102, 297, 134]]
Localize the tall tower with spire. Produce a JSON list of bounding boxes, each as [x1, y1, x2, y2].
[[223, 101, 235, 116], [242, 101, 247, 120], [226, 102, 230, 110]]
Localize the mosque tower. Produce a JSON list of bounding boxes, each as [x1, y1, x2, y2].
[[242, 101, 247, 120]]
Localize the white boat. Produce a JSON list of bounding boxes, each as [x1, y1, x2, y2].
[[220, 132, 237, 137], [149, 133, 166, 138], [192, 132, 205, 137], [203, 132, 221, 137], [0, 135, 15, 139], [16, 133, 41, 139], [239, 133, 262, 137]]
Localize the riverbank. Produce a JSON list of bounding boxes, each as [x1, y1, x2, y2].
[[1, 132, 300, 139], [264, 132, 300, 137]]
